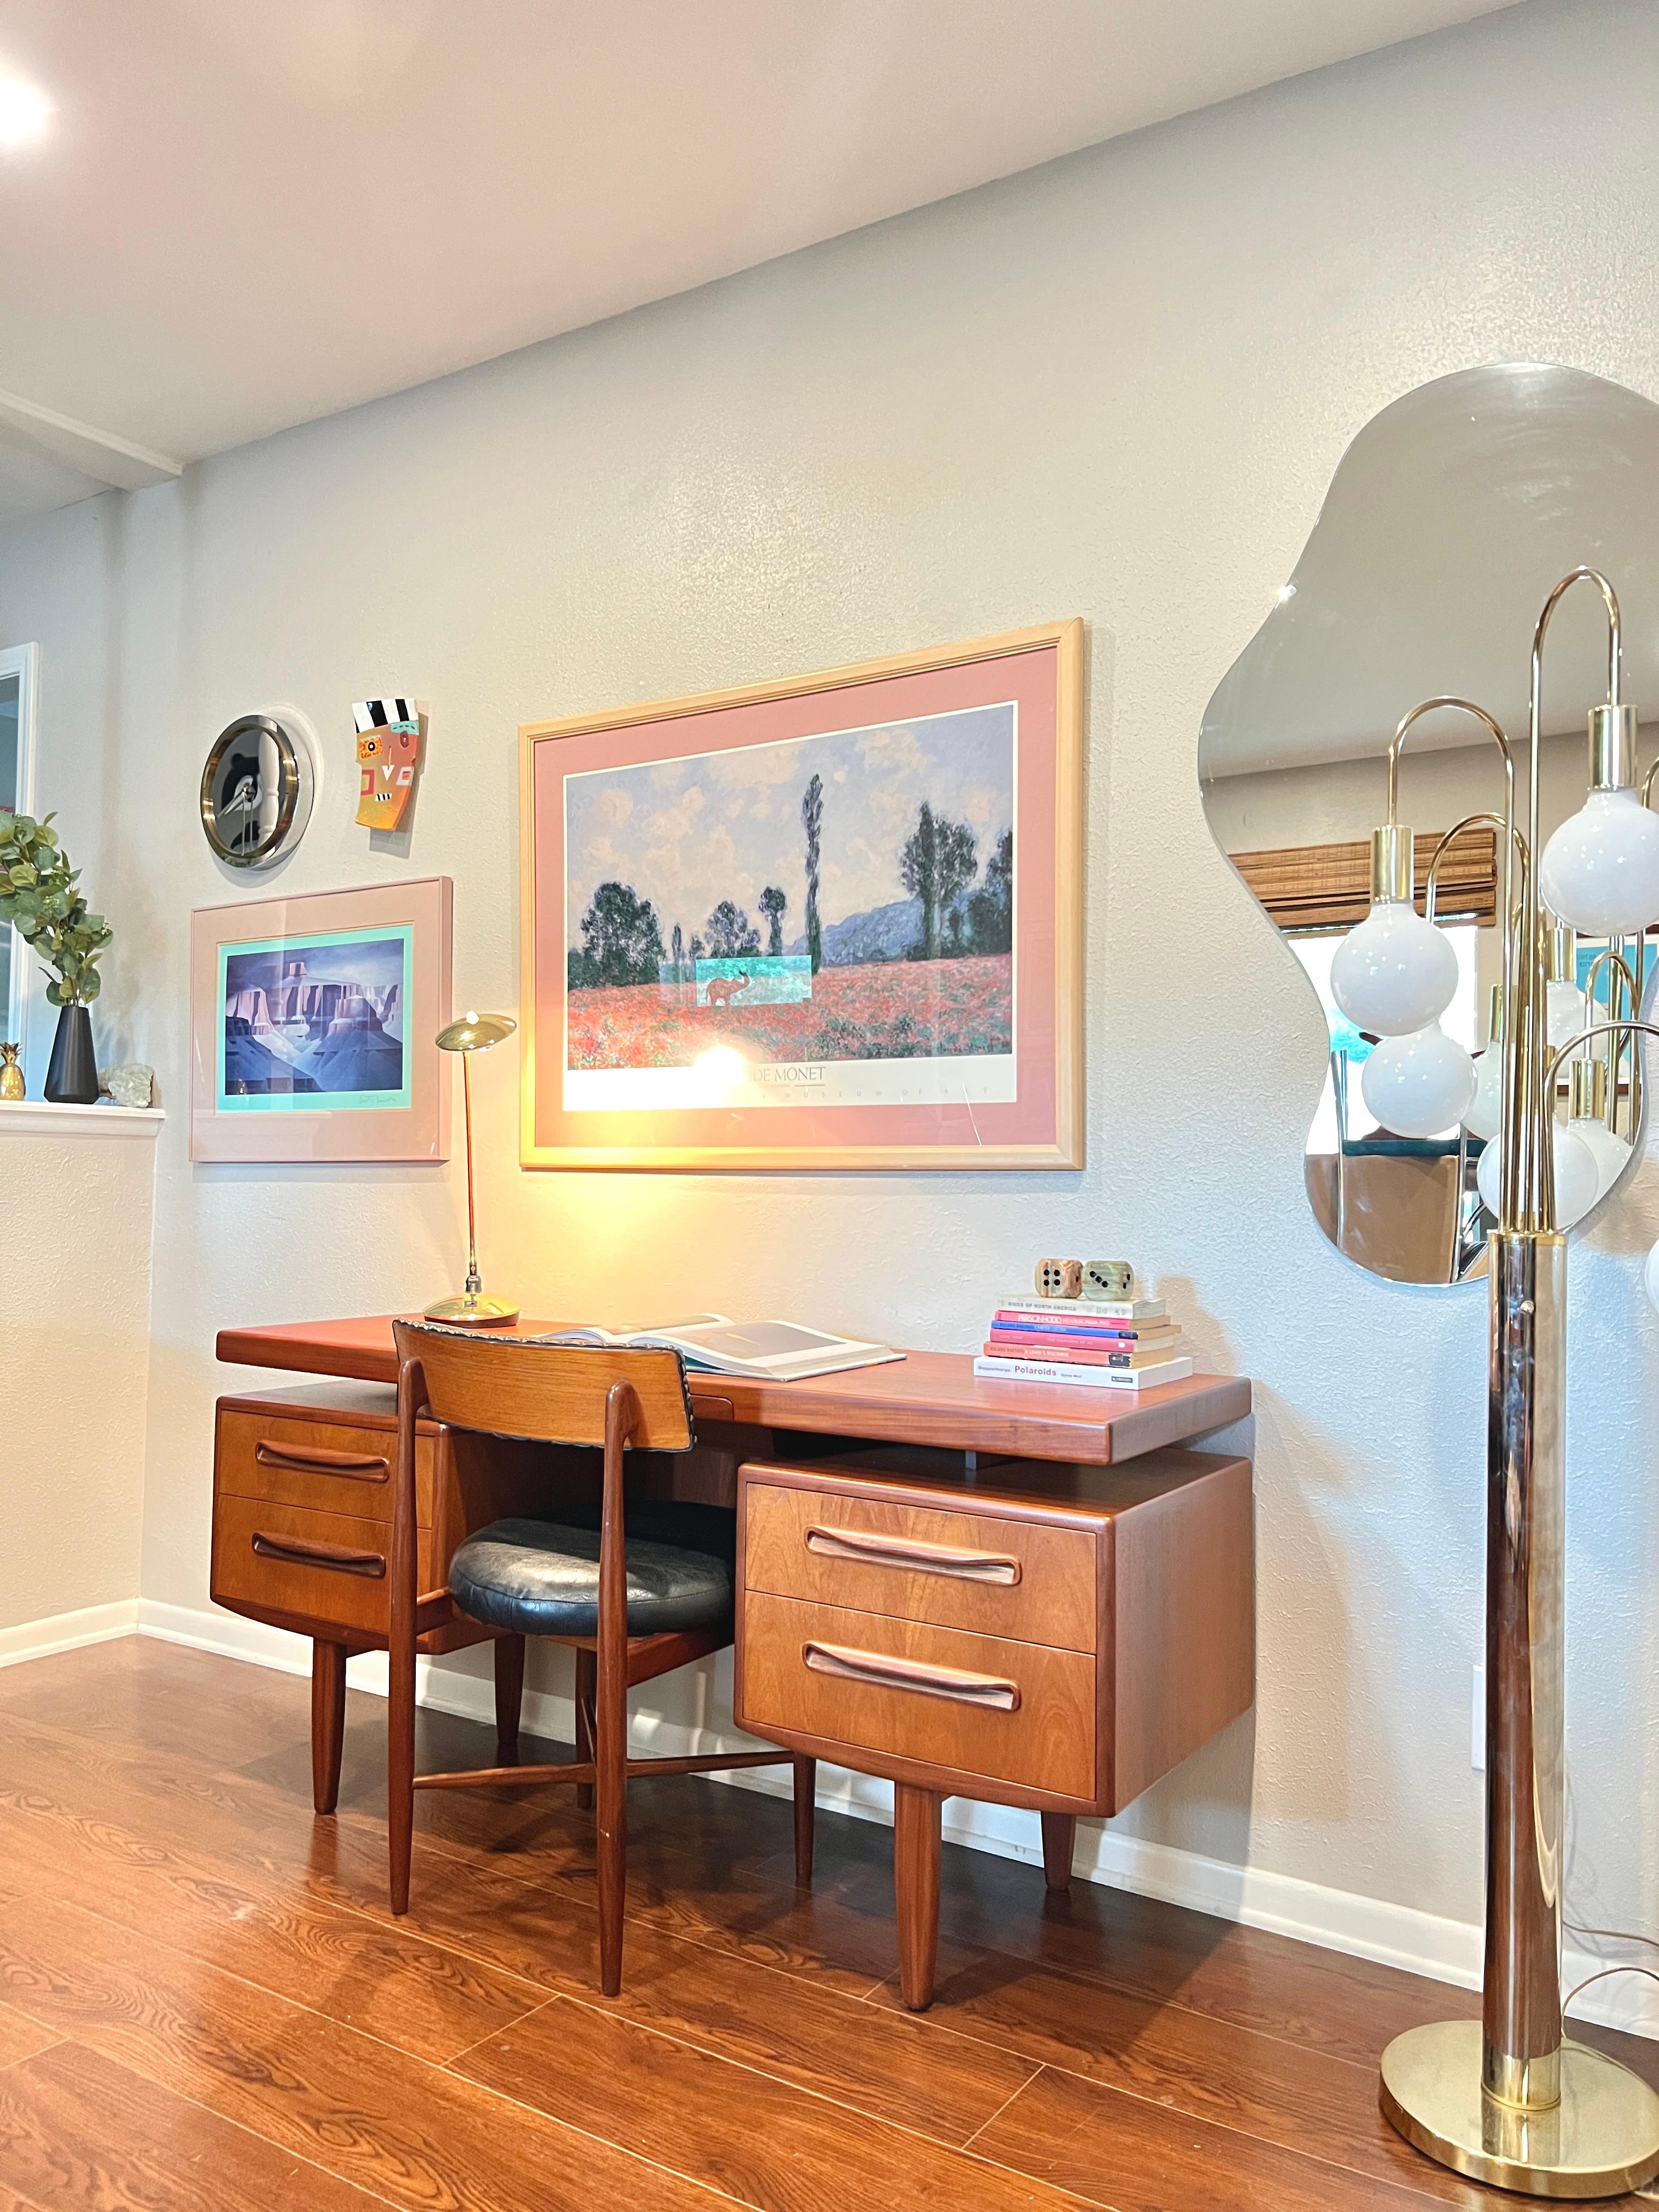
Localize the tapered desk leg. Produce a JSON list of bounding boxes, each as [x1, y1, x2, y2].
[[894, 1784, 942, 2011], [311, 1639, 347, 1815], [793, 1756, 816, 1887], [494, 1634, 526, 1767], [1041, 1812, 1075, 1892]]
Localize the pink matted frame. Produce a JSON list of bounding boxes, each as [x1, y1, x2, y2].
[[190, 877, 452, 1163], [519, 620, 1083, 1172]]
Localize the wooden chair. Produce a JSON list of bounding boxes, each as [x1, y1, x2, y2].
[[390, 1319, 814, 1994]]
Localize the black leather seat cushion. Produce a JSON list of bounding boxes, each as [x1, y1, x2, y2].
[[448, 1501, 737, 1640]]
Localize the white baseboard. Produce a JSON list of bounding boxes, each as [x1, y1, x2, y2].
[[129, 1601, 1656, 2041], [0, 1598, 139, 1669]]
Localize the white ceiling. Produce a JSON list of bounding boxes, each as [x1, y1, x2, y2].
[[0, 0, 1512, 521]]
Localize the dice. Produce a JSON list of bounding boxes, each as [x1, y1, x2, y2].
[[1081, 1260, 1135, 1300], [1035, 1259, 1083, 1299]]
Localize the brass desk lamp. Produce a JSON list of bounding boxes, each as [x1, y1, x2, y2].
[[425, 1012, 519, 1326]]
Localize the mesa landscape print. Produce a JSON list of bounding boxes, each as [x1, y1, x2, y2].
[[217, 925, 411, 1112], [561, 702, 1016, 1112]]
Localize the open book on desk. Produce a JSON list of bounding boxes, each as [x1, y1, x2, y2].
[[538, 1314, 904, 1384]]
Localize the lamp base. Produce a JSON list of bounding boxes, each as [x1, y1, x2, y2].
[[1381, 2021, 1659, 2199], [422, 1290, 521, 1328]]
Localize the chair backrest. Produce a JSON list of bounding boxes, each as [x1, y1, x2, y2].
[[391, 1319, 695, 1450]]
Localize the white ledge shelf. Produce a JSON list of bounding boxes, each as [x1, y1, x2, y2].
[[0, 1102, 163, 1138]]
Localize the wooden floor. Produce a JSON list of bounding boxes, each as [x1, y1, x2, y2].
[[0, 1643, 1651, 2212]]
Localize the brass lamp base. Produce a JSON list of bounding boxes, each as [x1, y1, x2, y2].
[[422, 1290, 521, 1327], [1381, 2022, 1659, 2199]]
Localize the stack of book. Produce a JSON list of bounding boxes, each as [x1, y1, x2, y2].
[[973, 1293, 1192, 1390]]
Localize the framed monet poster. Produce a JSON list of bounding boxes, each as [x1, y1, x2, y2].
[[190, 877, 452, 1161], [520, 619, 1082, 1171]]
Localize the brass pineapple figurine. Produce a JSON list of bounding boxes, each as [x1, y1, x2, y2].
[[0, 1043, 22, 1101]]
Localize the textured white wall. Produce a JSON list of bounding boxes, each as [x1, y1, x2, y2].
[[0, 1122, 155, 1629], [3, 0, 1659, 1949]]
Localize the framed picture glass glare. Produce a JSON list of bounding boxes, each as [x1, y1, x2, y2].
[[0, 643, 39, 1049], [520, 620, 1083, 1170], [190, 877, 452, 1161]]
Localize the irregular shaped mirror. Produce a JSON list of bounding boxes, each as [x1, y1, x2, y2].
[[1200, 363, 1659, 1283]]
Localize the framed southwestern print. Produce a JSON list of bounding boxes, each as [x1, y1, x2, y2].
[[520, 619, 1082, 1170], [190, 877, 452, 1161]]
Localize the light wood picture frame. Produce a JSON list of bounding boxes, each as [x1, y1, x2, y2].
[[520, 620, 1083, 1171], [190, 877, 452, 1163]]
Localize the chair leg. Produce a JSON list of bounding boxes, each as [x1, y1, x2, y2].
[[310, 1639, 347, 1815], [792, 1755, 816, 1887], [574, 1648, 596, 1813], [494, 1635, 526, 1767], [594, 1653, 628, 1996], [387, 1628, 416, 1916]]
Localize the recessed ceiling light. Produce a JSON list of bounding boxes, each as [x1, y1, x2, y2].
[[0, 78, 52, 147]]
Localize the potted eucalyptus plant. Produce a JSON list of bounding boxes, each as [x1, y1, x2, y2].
[[0, 810, 112, 1104]]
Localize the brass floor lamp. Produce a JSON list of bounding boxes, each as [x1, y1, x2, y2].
[[1340, 571, 1659, 2197]]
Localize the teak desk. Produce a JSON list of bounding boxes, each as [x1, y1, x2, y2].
[[213, 1315, 1254, 2005]]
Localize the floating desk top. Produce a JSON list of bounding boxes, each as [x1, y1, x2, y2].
[[215, 1314, 1251, 1466]]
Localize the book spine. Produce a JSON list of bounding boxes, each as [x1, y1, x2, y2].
[[983, 1337, 1184, 1366], [995, 1291, 1159, 1309], [985, 1321, 1177, 1345], [973, 1355, 1195, 1390]]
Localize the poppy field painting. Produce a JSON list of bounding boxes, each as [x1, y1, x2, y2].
[[522, 623, 1082, 1170]]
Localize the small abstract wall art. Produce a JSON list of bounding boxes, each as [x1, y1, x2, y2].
[[354, 698, 422, 833], [520, 622, 1082, 1170], [190, 878, 452, 1161]]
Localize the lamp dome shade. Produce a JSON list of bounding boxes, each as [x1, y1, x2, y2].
[[1359, 1022, 1476, 1138], [1539, 789, 1659, 936], [1331, 901, 1458, 1036]]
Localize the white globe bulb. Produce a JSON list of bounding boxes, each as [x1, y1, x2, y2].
[[1539, 788, 1659, 936], [1464, 1045, 1503, 1141], [1569, 1115, 1633, 1202], [1360, 1022, 1476, 1138], [1547, 980, 1587, 1053], [1330, 901, 1459, 1037], [1644, 1237, 1659, 1316], [1476, 1123, 1599, 1228]]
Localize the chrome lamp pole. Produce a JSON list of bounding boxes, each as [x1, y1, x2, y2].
[[1376, 573, 1659, 2197]]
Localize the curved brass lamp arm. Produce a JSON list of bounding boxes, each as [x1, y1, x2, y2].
[[1581, 948, 1644, 1137], [1505, 569, 1627, 1233], [1424, 812, 1528, 928], [1644, 758, 1659, 811], [1546, 1019, 1659, 1082], [1532, 566, 1621, 712], [1387, 697, 1515, 833]]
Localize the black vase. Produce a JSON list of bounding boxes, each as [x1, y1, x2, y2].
[[44, 1003, 99, 1105]]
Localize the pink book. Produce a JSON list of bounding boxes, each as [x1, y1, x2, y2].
[[987, 1320, 1179, 1347], [983, 1335, 1184, 1367]]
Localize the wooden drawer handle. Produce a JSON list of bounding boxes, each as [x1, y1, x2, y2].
[[250, 1531, 387, 1579], [255, 1439, 390, 1482], [802, 1640, 1020, 1712], [804, 1523, 1020, 1585]]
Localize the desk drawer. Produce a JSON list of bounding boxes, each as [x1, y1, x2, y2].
[[212, 1496, 432, 1639], [740, 1590, 1094, 1798], [744, 1481, 1096, 1651], [216, 1408, 433, 1526]]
